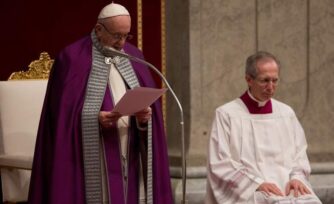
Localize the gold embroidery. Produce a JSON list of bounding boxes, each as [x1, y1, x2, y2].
[[161, 0, 167, 127], [9, 52, 53, 80], [137, 0, 143, 50]]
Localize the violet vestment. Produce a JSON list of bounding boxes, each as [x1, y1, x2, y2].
[[28, 36, 173, 204]]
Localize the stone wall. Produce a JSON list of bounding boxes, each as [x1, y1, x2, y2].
[[166, 0, 334, 168]]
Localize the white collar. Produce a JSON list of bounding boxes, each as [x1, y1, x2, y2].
[[247, 90, 269, 107]]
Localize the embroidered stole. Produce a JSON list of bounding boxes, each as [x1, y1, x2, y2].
[[81, 31, 153, 204]]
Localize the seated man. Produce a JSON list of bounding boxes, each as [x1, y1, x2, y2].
[[205, 51, 321, 204]]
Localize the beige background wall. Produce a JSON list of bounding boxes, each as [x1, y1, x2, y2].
[[166, 0, 334, 169]]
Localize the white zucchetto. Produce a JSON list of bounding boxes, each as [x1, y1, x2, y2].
[[98, 3, 130, 19]]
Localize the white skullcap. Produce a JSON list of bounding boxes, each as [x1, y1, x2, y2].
[[98, 3, 130, 19]]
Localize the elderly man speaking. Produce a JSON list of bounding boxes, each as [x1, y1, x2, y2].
[[28, 3, 173, 204]]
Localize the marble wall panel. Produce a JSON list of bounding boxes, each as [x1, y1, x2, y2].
[[166, 0, 191, 165], [303, 0, 334, 158], [257, 0, 308, 115], [166, 0, 334, 167], [188, 0, 255, 165]]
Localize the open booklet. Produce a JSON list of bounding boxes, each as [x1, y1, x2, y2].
[[111, 87, 167, 116]]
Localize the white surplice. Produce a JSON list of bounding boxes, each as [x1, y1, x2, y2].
[[205, 98, 322, 204]]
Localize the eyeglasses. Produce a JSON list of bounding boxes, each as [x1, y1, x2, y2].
[[100, 23, 133, 41], [254, 77, 280, 86]]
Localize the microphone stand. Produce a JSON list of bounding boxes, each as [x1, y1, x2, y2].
[[106, 48, 187, 204]]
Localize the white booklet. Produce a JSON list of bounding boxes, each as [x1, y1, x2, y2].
[[112, 87, 167, 115]]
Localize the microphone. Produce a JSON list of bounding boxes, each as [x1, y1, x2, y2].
[[103, 46, 132, 59], [103, 46, 187, 204]]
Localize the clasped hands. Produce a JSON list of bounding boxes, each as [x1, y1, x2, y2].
[[99, 107, 152, 128], [257, 179, 311, 197]]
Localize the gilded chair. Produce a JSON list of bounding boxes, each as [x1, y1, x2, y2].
[[0, 52, 53, 203]]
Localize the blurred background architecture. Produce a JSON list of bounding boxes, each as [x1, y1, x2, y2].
[[166, 0, 334, 203]]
